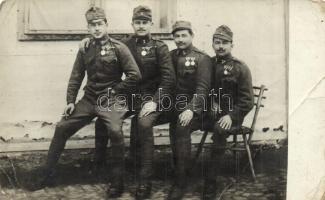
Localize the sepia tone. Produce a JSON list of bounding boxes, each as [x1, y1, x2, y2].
[[0, 0, 323, 200]]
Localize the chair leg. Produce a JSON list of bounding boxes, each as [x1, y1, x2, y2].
[[232, 135, 239, 182], [243, 134, 256, 181]]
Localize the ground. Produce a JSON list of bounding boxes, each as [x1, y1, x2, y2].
[[0, 145, 287, 200]]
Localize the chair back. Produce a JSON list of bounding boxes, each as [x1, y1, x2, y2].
[[248, 85, 268, 143]]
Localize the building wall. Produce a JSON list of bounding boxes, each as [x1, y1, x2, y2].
[[0, 0, 287, 140]]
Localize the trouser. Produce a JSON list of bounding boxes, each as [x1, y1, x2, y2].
[[95, 109, 202, 184], [169, 112, 202, 186], [94, 111, 135, 165], [95, 110, 166, 182], [136, 111, 163, 183], [204, 115, 242, 180], [135, 110, 202, 184], [46, 97, 127, 183]]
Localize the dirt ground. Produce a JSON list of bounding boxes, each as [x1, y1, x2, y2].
[[0, 145, 287, 200]]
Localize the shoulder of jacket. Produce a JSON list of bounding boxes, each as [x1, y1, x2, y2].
[[120, 34, 135, 44], [152, 38, 168, 48], [192, 47, 210, 57], [231, 56, 246, 65], [230, 56, 251, 73], [170, 48, 178, 53], [110, 38, 129, 50]]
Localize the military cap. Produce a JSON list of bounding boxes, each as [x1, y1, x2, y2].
[[132, 5, 152, 21], [85, 7, 106, 23], [213, 25, 233, 41], [172, 20, 192, 34]]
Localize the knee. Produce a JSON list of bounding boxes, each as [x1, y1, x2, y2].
[[107, 124, 123, 142], [107, 123, 122, 135], [56, 119, 75, 132], [54, 122, 70, 140], [137, 116, 154, 130], [56, 120, 69, 130], [211, 133, 227, 153], [175, 121, 191, 138], [213, 123, 228, 135]]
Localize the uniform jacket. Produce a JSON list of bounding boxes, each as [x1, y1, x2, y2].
[[122, 34, 175, 106], [66, 36, 141, 104], [170, 45, 212, 115], [211, 54, 254, 123]]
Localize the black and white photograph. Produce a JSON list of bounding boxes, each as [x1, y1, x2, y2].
[[0, 0, 324, 199]]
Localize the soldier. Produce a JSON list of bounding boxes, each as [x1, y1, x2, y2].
[[80, 6, 175, 199], [167, 21, 212, 200], [203, 25, 254, 199], [33, 7, 141, 198]]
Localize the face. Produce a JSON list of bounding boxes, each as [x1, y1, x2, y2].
[[88, 19, 108, 39], [173, 29, 193, 50], [212, 38, 233, 57], [132, 19, 153, 36]]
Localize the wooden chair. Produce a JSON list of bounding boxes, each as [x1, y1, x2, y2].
[[193, 85, 268, 181]]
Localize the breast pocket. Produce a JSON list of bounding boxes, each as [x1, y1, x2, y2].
[[221, 76, 238, 91], [142, 55, 158, 78], [101, 54, 117, 65]]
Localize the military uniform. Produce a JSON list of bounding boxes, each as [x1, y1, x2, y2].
[[93, 6, 175, 192], [169, 45, 212, 183], [205, 52, 254, 174], [168, 22, 212, 196], [93, 34, 175, 165], [43, 7, 141, 194], [203, 25, 254, 199]]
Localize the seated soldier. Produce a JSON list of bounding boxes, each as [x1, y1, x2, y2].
[[203, 25, 254, 199], [32, 7, 141, 198], [167, 21, 212, 200]]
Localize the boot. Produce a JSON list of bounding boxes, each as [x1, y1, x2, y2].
[[89, 161, 107, 180], [106, 179, 124, 198], [27, 167, 56, 191], [107, 144, 125, 198], [202, 179, 217, 200], [135, 181, 152, 200], [167, 183, 186, 200]]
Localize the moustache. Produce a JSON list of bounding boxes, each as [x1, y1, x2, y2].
[[176, 42, 186, 45], [137, 29, 146, 31]]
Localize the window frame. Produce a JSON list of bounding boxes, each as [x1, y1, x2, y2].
[[17, 0, 176, 41]]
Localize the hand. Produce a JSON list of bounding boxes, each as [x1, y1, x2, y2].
[[139, 101, 157, 118], [218, 115, 232, 130], [79, 38, 90, 53], [63, 103, 75, 119], [178, 110, 194, 126]]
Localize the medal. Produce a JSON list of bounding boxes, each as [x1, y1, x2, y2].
[[190, 57, 195, 66], [224, 70, 228, 75], [141, 50, 147, 56], [185, 57, 191, 66], [100, 50, 106, 56]]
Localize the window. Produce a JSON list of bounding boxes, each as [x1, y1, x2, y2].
[[18, 0, 176, 41]]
